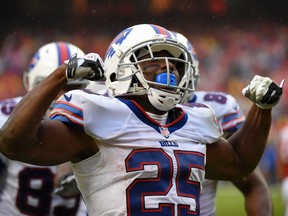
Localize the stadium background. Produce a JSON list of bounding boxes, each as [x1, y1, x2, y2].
[[0, 0, 287, 215]]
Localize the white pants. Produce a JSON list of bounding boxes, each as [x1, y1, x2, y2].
[[281, 177, 288, 216]]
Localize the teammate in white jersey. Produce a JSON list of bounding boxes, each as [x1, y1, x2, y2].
[[0, 24, 283, 216], [173, 31, 272, 216], [0, 42, 87, 215], [187, 91, 272, 216], [277, 119, 288, 216]]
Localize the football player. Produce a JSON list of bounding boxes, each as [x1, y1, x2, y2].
[[0, 42, 87, 215], [0, 24, 283, 215]]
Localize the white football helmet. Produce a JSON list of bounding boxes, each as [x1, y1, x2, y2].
[[23, 41, 87, 91], [104, 24, 195, 111]]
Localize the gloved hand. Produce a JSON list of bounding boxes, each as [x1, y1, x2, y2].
[[54, 173, 80, 198], [242, 75, 284, 109], [66, 53, 105, 82]]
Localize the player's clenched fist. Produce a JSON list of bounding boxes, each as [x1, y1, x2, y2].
[[242, 75, 284, 109], [66, 53, 106, 82]]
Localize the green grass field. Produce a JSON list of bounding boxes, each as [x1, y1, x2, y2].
[[216, 182, 284, 216]]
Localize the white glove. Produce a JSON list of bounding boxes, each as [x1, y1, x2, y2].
[[54, 173, 80, 198], [242, 75, 284, 109], [66, 53, 106, 82]]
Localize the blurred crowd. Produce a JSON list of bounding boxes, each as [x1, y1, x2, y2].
[[0, 20, 287, 184]]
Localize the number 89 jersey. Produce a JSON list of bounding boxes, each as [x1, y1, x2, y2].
[[0, 158, 87, 216], [0, 97, 85, 216], [50, 90, 223, 216]]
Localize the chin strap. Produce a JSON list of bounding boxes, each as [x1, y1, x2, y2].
[[130, 71, 183, 111], [148, 88, 181, 111]]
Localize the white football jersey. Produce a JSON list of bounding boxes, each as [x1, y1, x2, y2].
[[0, 97, 86, 216], [50, 90, 223, 216], [187, 91, 245, 216]]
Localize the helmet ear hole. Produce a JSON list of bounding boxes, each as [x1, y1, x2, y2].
[[110, 73, 117, 82]]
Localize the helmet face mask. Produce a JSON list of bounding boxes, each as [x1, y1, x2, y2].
[[24, 42, 88, 91], [171, 31, 200, 103], [104, 24, 196, 111]]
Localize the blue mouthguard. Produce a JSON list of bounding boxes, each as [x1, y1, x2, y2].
[[155, 73, 177, 86]]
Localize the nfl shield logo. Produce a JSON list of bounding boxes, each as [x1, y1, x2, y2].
[[160, 126, 170, 138]]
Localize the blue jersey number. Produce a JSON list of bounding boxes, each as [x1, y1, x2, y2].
[[204, 93, 227, 104], [125, 148, 204, 216], [16, 167, 81, 215], [0, 100, 17, 115]]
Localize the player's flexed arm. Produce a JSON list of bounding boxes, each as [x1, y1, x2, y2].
[[0, 53, 105, 165], [206, 76, 284, 180], [224, 124, 273, 215], [232, 167, 272, 216]]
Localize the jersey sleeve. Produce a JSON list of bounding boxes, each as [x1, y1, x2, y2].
[[49, 90, 85, 130], [197, 104, 224, 144], [182, 103, 223, 144]]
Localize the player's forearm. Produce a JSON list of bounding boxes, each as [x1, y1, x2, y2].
[[0, 65, 67, 159], [228, 104, 271, 175], [244, 186, 273, 216], [243, 176, 272, 216], [232, 168, 272, 216]]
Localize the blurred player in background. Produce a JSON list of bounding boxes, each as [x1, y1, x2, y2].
[[173, 31, 272, 216], [0, 42, 87, 215], [277, 118, 288, 216]]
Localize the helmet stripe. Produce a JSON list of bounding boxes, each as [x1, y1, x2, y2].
[[56, 42, 71, 66], [151, 25, 172, 38], [29, 51, 40, 70], [105, 28, 133, 59]]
